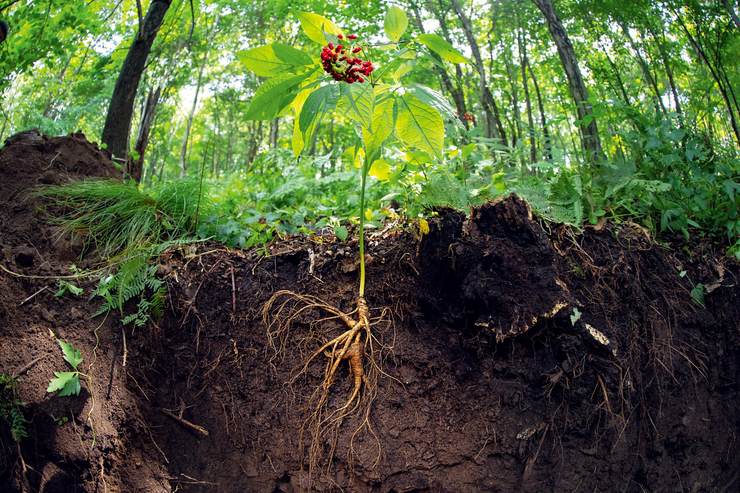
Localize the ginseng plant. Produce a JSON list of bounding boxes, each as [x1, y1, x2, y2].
[[241, 7, 464, 476]]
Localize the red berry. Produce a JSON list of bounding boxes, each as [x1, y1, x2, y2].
[[348, 34, 357, 40], [352, 47, 361, 53], [338, 34, 344, 39]]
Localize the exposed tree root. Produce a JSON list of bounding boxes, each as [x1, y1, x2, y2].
[[262, 290, 388, 484]]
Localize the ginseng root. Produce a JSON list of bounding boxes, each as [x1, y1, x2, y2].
[[262, 290, 384, 482]]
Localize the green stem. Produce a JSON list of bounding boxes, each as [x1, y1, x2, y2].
[[358, 153, 369, 298]]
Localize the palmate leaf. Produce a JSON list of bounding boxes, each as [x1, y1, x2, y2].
[[297, 12, 342, 44], [409, 84, 458, 121], [238, 43, 313, 77], [363, 97, 395, 163], [245, 72, 313, 121], [47, 371, 81, 397], [299, 84, 340, 144], [369, 159, 392, 180], [417, 34, 468, 64], [384, 6, 408, 42], [395, 92, 444, 161], [58, 339, 82, 370]]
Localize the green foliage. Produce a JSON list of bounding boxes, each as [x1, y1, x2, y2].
[[54, 280, 83, 298], [92, 244, 169, 327], [416, 34, 468, 64], [34, 179, 204, 258], [47, 339, 83, 397], [37, 179, 204, 326], [0, 374, 27, 442], [384, 6, 409, 42], [4, 0, 737, 263]]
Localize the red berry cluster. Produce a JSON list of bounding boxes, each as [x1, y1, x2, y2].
[[461, 112, 476, 124], [320, 33, 374, 84]]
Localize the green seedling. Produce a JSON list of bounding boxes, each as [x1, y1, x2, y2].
[[47, 339, 84, 397], [54, 280, 83, 298], [248, 7, 460, 478]]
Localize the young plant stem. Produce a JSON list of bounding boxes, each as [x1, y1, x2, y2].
[[358, 151, 369, 298]]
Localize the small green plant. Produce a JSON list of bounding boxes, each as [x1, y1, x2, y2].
[[47, 339, 84, 397], [54, 279, 83, 298], [250, 7, 459, 477], [0, 373, 28, 442], [34, 178, 205, 257], [91, 244, 170, 327]]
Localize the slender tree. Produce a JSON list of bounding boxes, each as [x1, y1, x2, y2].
[[101, 0, 172, 160], [450, 0, 507, 144], [533, 0, 604, 164]]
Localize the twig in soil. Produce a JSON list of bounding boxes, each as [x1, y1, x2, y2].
[[230, 266, 236, 314], [121, 326, 128, 368], [160, 408, 209, 437], [177, 473, 218, 486], [19, 285, 48, 306], [12, 355, 45, 377]]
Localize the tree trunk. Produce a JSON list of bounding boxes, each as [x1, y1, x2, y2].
[[101, 0, 171, 159], [533, 0, 603, 164], [269, 118, 280, 149], [618, 21, 666, 115], [647, 23, 683, 122], [414, 2, 468, 127], [517, 28, 537, 164], [527, 57, 552, 162], [179, 49, 208, 177], [450, 0, 506, 144], [722, 0, 740, 29], [130, 86, 161, 182], [673, 7, 740, 145]]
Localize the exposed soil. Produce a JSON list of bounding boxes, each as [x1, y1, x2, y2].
[[1, 133, 738, 492]]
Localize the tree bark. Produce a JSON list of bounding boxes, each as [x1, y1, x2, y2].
[[269, 118, 280, 149], [415, 2, 468, 127], [450, 0, 506, 144], [179, 48, 208, 177], [527, 57, 552, 162], [533, 0, 603, 164], [646, 23, 683, 122], [672, 6, 740, 145], [618, 21, 666, 115], [517, 28, 537, 163], [131, 86, 161, 182], [722, 0, 740, 29], [101, 0, 171, 159]]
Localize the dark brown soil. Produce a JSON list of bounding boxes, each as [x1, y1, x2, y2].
[[1, 133, 738, 492]]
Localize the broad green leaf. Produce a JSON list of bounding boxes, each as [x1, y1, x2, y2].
[[292, 116, 305, 156], [369, 159, 392, 180], [340, 83, 375, 127], [363, 96, 395, 162], [272, 43, 313, 66], [409, 84, 458, 120], [238, 44, 312, 77], [391, 62, 414, 81], [297, 12, 342, 44], [47, 371, 81, 397], [384, 6, 408, 42], [58, 339, 82, 369], [417, 34, 467, 64], [245, 73, 311, 120], [299, 84, 340, 138], [396, 93, 445, 160], [334, 225, 348, 241]]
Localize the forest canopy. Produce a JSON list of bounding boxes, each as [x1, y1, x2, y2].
[[0, 0, 737, 254]]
